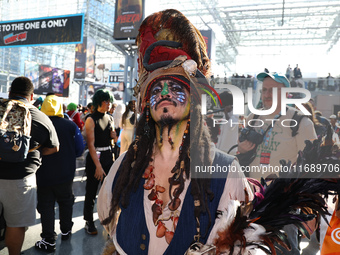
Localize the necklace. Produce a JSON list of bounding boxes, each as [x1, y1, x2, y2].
[[143, 160, 181, 244], [142, 119, 190, 244]]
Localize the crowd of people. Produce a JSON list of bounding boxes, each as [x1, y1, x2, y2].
[[0, 77, 136, 254], [1, 8, 340, 255]]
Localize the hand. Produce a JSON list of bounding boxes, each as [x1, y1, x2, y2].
[[110, 130, 117, 139], [301, 217, 317, 238], [238, 140, 256, 154], [94, 166, 106, 182]]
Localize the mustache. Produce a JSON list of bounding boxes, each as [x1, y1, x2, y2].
[[155, 98, 177, 110]]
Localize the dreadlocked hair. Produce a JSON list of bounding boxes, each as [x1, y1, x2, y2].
[[190, 103, 215, 237], [101, 103, 214, 233], [101, 106, 156, 226]]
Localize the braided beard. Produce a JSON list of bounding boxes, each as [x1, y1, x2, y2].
[[158, 115, 177, 134]]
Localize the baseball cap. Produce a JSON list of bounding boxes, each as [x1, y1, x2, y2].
[[330, 114, 337, 119], [257, 72, 290, 87]]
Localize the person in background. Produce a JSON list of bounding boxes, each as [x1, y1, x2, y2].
[[113, 104, 124, 135], [85, 102, 94, 121], [0, 77, 59, 255], [238, 115, 245, 133], [329, 115, 340, 142], [285, 64, 292, 81], [35, 95, 84, 252], [80, 106, 88, 123], [109, 103, 117, 116], [309, 99, 332, 137], [78, 104, 83, 112], [237, 72, 317, 255], [67, 102, 84, 131], [216, 91, 239, 155], [112, 104, 124, 159], [33, 96, 44, 109], [83, 89, 116, 235], [326, 73, 335, 91], [119, 100, 136, 156], [301, 102, 327, 138], [62, 103, 71, 120]]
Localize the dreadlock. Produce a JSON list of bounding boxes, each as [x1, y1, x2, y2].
[[101, 102, 214, 234]]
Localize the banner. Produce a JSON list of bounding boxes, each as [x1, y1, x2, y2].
[[74, 39, 87, 79], [0, 14, 84, 47], [25, 62, 69, 97], [74, 37, 96, 80], [200, 30, 215, 61], [113, 0, 144, 39], [85, 37, 96, 79]]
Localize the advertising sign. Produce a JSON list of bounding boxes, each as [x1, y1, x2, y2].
[[25, 63, 70, 97], [74, 38, 87, 79], [85, 37, 96, 79], [113, 0, 144, 39], [108, 70, 125, 101], [200, 30, 215, 61], [25, 61, 39, 89], [74, 37, 96, 80], [109, 70, 124, 83], [0, 14, 84, 47]]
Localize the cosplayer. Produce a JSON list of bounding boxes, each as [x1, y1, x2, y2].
[[98, 9, 251, 255], [98, 9, 340, 255]]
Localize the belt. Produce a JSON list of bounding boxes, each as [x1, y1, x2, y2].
[[95, 146, 111, 152]]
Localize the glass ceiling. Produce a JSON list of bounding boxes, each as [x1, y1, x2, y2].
[[149, 0, 340, 74], [0, 0, 339, 77]]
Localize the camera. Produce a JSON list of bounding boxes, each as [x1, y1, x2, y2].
[[239, 127, 263, 145]]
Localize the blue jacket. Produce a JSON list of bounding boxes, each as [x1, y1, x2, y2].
[[36, 116, 84, 186]]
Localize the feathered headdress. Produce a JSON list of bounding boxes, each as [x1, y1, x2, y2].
[[133, 9, 221, 112]]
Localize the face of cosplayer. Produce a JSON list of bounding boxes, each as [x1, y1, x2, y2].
[[261, 77, 285, 112], [97, 100, 111, 113], [149, 79, 190, 123]]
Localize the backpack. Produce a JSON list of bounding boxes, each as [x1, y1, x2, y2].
[[0, 99, 33, 162]]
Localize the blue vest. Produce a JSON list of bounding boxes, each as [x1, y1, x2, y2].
[[115, 151, 234, 254]]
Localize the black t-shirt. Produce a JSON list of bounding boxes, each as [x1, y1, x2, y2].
[[0, 98, 59, 179]]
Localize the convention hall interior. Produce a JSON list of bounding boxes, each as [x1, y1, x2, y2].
[[0, 0, 340, 254]]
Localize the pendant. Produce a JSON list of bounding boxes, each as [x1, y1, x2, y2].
[[12, 144, 19, 151], [169, 197, 181, 211], [156, 221, 166, 238], [143, 173, 155, 190], [165, 230, 174, 244]]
